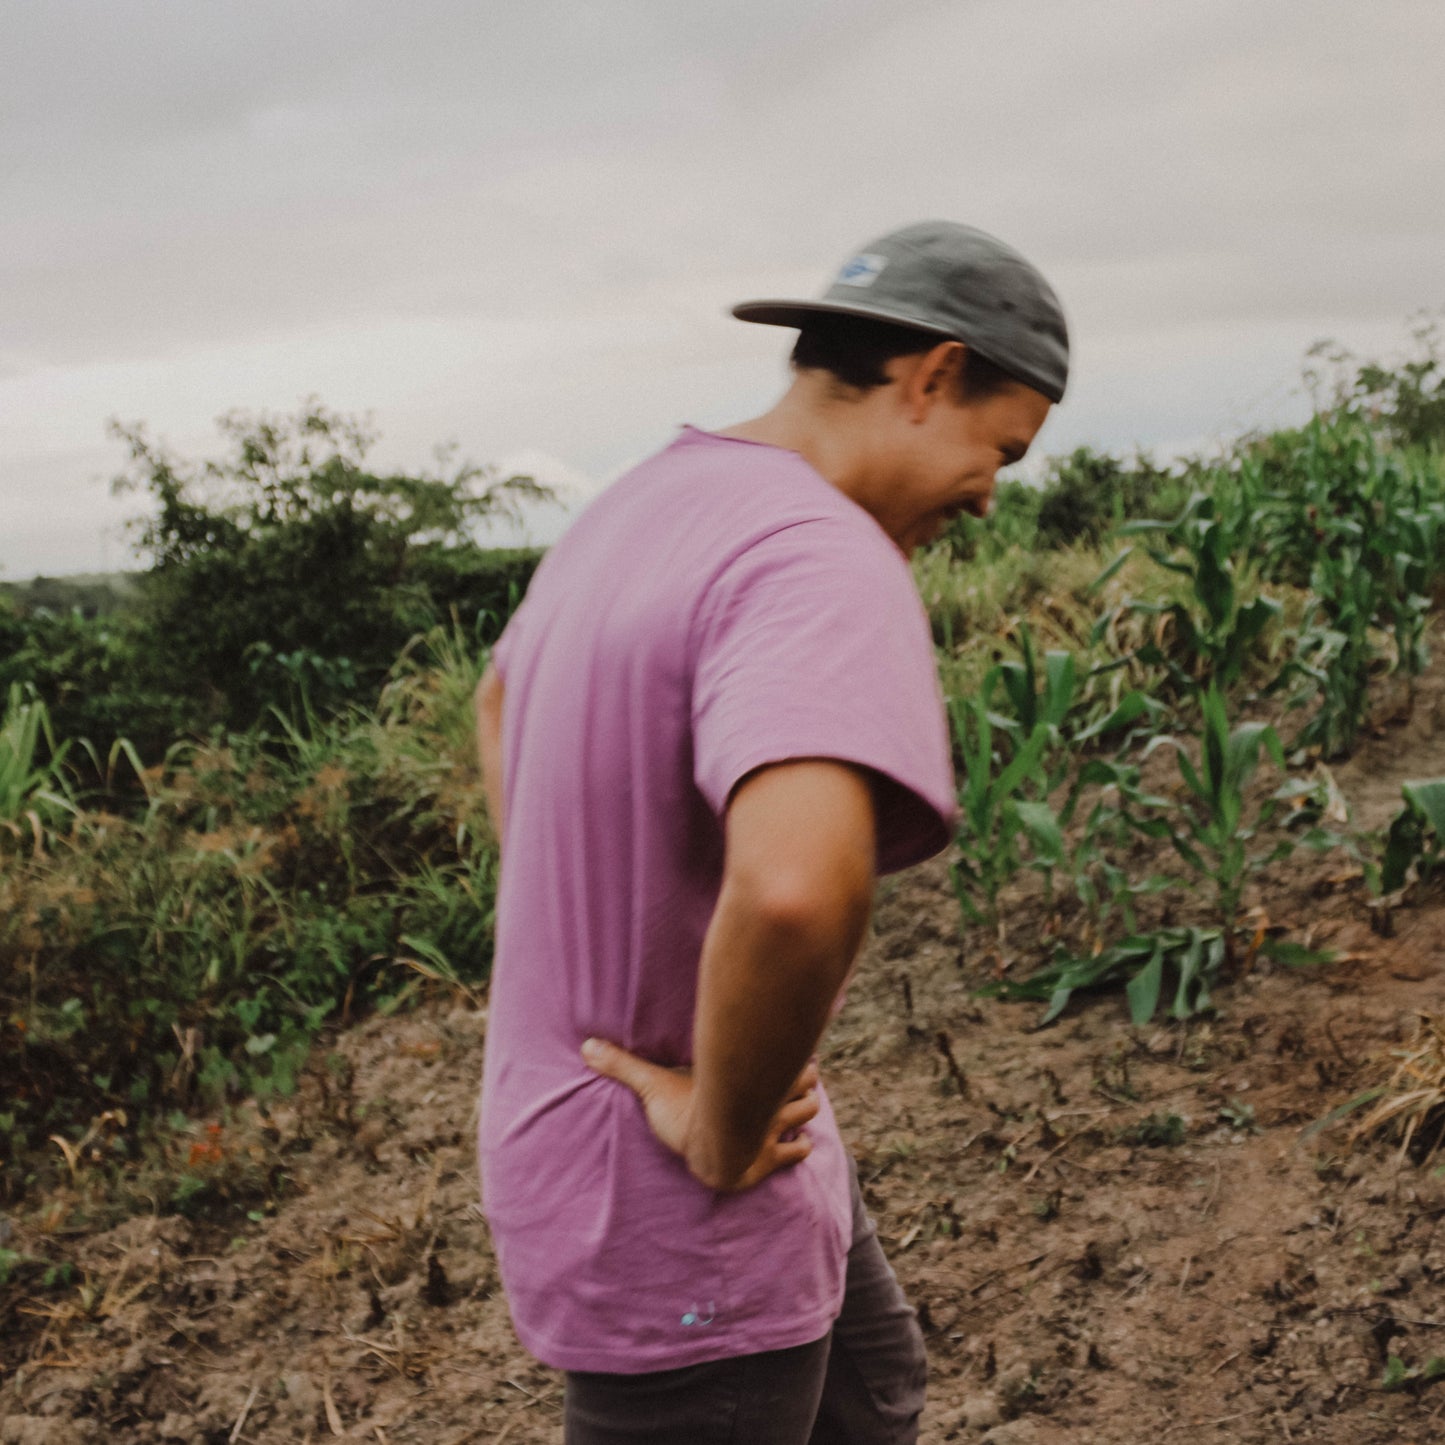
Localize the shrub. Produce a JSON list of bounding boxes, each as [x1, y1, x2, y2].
[[0, 599, 194, 765], [0, 627, 497, 1182], [110, 401, 548, 727], [1035, 447, 1184, 550]]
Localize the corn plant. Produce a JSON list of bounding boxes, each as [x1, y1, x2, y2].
[[1145, 683, 1291, 935], [1053, 757, 1174, 936], [950, 684, 1053, 938], [951, 629, 1163, 943], [1000, 647, 1168, 924], [1286, 562, 1379, 758], [1380, 778, 1445, 893], [0, 683, 77, 848], [1255, 415, 1445, 598], [953, 630, 1106, 933], [993, 628, 1076, 742], [985, 925, 1226, 1026], [1099, 492, 1282, 697], [986, 738, 1333, 1024], [1, 632, 501, 1155], [1255, 417, 1445, 755]]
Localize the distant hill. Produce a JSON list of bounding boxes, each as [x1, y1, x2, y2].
[[0, 572, 141, 618]]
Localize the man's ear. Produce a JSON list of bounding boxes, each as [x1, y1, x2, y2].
[[901, 340, 965, 422]]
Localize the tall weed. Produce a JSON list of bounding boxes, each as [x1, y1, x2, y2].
[[1, 634, 497, 1172]]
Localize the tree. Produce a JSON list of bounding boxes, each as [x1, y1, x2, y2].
[[110, 400, 551, 726]]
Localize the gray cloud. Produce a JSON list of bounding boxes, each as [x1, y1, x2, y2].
[[2, 0, 1442, 575]]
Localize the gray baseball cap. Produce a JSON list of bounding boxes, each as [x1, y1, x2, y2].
[[732, 220, 1069, 404]]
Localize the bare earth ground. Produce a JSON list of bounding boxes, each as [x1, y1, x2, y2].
[[6, 661, 1445, 1442]]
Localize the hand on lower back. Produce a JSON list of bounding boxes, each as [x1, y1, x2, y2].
[[581, 1038, 819, 1192]]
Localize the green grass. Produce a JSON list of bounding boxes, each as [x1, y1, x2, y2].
[[1, 625, 497, 1181]]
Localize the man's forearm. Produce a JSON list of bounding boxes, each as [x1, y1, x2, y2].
[[684, 762, 875, 1189], [685, 886, 866, 1188]]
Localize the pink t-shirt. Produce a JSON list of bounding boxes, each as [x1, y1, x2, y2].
[[479, 427, 956, 1374]]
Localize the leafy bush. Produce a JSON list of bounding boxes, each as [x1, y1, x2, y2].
[[0, 684, 77, 847], [0, 598, 193, 764], [0, 574, 137, 619], [938, 447, 1187, 563], [1258, 417, 1445, 756], [110, 401, 547, 728], [1104, 492, 1284, 697], [0, 626, 497, 1178], [1308, 315, 1445, 452], [1035, 447, 1185, 550], [1381, 778, 1445, 893]]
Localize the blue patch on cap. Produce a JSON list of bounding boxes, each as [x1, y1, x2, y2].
[[835, 253, 886, 287]]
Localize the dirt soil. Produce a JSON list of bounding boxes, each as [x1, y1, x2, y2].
[[6, 667, 1445, 1442]]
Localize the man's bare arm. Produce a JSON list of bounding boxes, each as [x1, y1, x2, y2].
[[582, 759, 876, 1190], [474, 664, 506, 841]]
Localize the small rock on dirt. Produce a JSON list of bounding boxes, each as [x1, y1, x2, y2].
[[0, 1419, 64, 1445], [981, 1421, 1041, 1445], [959, 1392, 1003, 1430]]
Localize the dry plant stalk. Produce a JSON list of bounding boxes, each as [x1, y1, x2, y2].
[[1350, 1013, 1445, 1162]]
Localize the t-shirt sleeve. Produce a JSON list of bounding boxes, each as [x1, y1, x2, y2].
[[690, 517, 958, 874], [489, 568, 543, 682], [489, 545, 557, 682], [490, 609, 521, 681]]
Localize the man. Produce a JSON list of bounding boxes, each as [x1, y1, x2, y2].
[[475, 220, 1068, 1443]]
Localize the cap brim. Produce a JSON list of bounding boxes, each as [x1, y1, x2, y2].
[[732, 297, 1066, 403], [731, 298, 957, 337]]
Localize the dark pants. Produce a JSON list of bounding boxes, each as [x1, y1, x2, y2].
[[563, 1163, 927, 1444]]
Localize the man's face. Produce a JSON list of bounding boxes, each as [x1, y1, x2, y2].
[[880, 376, 1052, 554]]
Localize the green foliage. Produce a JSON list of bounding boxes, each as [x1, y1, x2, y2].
[[1218, 1098, 1258, 1132], [110, 401, 548, 728], [1109, 492, 1283, 696], [931, 341, 1445, 1027], [0, 626, 499, 1163], [1066, 411, 1445, 759], [0, 573, 137, 619], [0, 406, 546, 1200], [949, 680, 1055, 935], [0, 597, 193, 763], [1035, 447, 1185, 550], [1311, 314, 1445, 452], [950, 624, 1169, 974], [1147, 684, 1289, 929], [951, 595, 1333, 1022], [938, 446, 1186, 562], [1268, 419, 1445, 755], [0, 683, 77, 845], [1117, 1111, 1189, 1148], [1381, 1353, 1445, 1392], [996, 696, 1337, 1025], [953, 629, 1110, 922], [1381, 778, 1445, 893], [987, 926, 1227, 1027], [1199, 414, 1445, 755]]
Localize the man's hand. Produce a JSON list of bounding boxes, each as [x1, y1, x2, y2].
[[581, 1038, 820, 1191]]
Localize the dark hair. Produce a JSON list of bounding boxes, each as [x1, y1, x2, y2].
[[790, 314, 1017, 401]]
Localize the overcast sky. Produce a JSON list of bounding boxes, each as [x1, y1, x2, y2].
[[3, 0, 1442, 577]]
